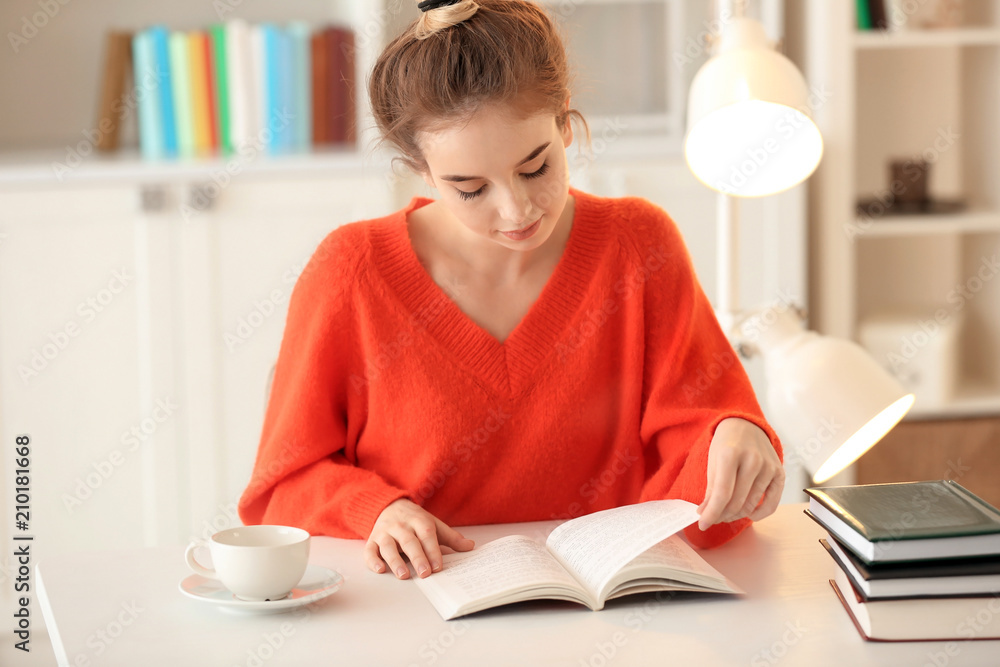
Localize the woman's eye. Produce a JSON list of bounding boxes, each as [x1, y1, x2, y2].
[[454, 163, 548, 200], [457, 185, 486, 201], [522, 162, 550, 180]]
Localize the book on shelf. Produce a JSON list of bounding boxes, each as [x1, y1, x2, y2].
[[820, 538, 1000, 599], [830, 567, 1000, 642], [867, 0, 889, 30], [95, 30, 134, 152], [117, 20, 356, 161], [804, 480, 1000, 563], [413, 500, 741, 621]]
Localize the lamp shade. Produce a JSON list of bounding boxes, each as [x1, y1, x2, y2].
[[685, 17, 823, 197], [740, 309, 915, 483]]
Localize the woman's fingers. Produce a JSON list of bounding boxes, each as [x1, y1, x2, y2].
[[436, 519, 475, 555]]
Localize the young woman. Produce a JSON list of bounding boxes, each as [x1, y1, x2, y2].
[[239, 0, 784, 582]]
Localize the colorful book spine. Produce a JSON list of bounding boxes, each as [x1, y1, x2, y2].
[[168, 31, 195, 158], [210, 24, 233, 155], [225, 19, 255, 154], [250, 23, 269, 153], [311, 28, 329, 146], [288, 21, 312, 153], [132, 30, 164, 160], [129, 20, 354, 160], [201, 32, 220, 153], [188, 31, 212, 156], [148, 26, 177, 157]]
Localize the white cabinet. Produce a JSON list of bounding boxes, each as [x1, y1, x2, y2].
[[0, 171, 393, 577], [794, 0, 1000, 419]]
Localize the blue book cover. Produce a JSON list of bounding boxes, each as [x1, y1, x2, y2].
[[132, 30, 164, 160], [261, 24, 283, 155], [148, 26, 177, 158]]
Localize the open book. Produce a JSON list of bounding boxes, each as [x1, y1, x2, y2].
[[414, 500, 742, 620]]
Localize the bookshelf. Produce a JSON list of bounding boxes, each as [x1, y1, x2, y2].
[[787, 1, 1000, 492], [793, 0, 1000, 420]]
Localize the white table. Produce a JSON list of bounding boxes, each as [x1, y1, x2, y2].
[[36, 503, 1000, 666]]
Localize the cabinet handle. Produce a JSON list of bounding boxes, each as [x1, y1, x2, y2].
[[187, 182, 218, 212], [139, 184, 168, 213]]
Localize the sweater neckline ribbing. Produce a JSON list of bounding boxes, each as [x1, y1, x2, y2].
[[368, 188, 610, 396]]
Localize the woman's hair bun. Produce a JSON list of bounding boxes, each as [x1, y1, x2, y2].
[[415, 0, 480, 39]]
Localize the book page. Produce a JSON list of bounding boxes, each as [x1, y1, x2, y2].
[[414, 535, 587, 619], [545, 500, 700, 598]]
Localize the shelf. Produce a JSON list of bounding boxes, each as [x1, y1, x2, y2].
[[0, 147, 387, 188], [854, 27, 1000, 49], [852, 209, 1000, 238], [907, 381, 1000, 420]]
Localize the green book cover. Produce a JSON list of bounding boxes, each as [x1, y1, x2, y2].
[[805, 480, 1000, 542], [168, 31, 195, 158], [210, 24, 232, 156], [856, 0, 873, 30]]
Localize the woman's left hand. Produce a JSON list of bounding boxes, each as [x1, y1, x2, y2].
[[697, 418, 784, 531]]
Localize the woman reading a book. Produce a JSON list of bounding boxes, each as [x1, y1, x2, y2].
[[239, 0, 785, 581]]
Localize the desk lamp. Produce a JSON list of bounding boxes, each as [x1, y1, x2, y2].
[[684, 5, 914, 483]]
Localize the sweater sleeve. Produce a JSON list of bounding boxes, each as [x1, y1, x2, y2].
[[238, 227, 409, 539], [625, 199, 783, 549]]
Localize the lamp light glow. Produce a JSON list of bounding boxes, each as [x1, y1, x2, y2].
[[685, 17, 823, 197], [739, 308, 915, 483]]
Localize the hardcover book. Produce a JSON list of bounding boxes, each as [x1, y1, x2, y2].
[[805, 480, 1000, 563], [820, 538, 1000, 599], [830, 568, 1000, 642], [413, 500, 741, 620]]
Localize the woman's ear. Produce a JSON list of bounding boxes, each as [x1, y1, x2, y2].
[[560, 107, 574, 149]]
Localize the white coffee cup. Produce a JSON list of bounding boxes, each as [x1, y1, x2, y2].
[[185, 525, 310, 601]]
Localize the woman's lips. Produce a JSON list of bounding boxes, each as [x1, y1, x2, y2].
[[500, 217, 541, 241]]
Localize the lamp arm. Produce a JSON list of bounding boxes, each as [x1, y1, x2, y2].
[[716, 192, 741, 336]]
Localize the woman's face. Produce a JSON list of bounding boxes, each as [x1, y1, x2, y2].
[[417, 105, 574, 252]]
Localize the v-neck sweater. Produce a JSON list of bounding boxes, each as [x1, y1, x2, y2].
[[238, 189, 781, 549]]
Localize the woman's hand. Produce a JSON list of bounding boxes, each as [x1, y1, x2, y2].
[[697, 418, 784, 531], [365, 498, 475, 579]]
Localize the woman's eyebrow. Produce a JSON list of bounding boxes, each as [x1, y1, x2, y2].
[[439, 142, 551, 182]]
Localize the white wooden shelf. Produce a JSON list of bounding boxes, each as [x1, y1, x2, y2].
[[907, 381, 1000, 419], [854, 209, 1000, 238], [0, 147, 389, 188], [854, 27, 1000, 49]]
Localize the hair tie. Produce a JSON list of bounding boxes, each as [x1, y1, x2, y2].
[[417, 0, 462, 12]]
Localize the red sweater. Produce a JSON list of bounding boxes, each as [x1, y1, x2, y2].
[[238, 189, 781, 548]]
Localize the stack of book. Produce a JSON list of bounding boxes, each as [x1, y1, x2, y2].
[[96, 22, 356, 160], [805, 480, 1000, 642]]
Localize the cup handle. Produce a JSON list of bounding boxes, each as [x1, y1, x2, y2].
[[185, 541, 218, 580]]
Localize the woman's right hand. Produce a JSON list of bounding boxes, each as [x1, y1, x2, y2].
[[364, 498, 475, 579]]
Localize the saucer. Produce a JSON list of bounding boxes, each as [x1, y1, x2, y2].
[[179, 564, 343, 612]]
